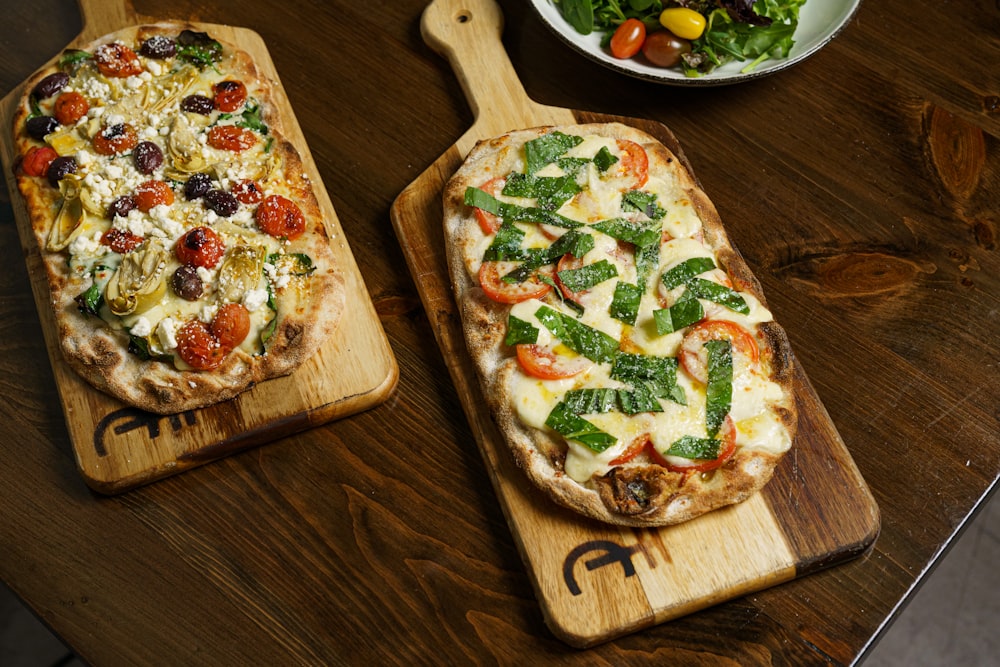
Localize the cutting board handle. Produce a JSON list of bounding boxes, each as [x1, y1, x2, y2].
[[421, 0, 573, 149], [74, 0, 139, 46]]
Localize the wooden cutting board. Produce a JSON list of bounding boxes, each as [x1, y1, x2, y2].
[[390, 0, 880, 647], [0, 0, 397, 494]]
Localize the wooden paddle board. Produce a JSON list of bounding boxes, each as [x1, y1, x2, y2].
[[390, 0, 879, 647], [0, 0, 398, 494]]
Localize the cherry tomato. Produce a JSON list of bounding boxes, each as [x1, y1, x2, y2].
[[53, 91, 89, 125], [134, 180, 175, 212], [659, 8, 706, 41], [231, 179, 263, 204], [473, 177, 505, 235], [206, 125, 257, 152], [679, 320, 759, 385], [213, 80, 248, 112], [101, 228, 144, 254], [21, 146, 58, 177], [176, 319, 226, 370], [255, 195, 306, 239], [660, 416, 737, 473], [175, 226, 226, 268], [516, 344, 592, 380], [211, 303, 251, 350], [610, 18, 647, 59], [94, 42, 143, 78], [93, 122, 139, 156], [641, 30, 692, 68], [478, 261, 552, 304]]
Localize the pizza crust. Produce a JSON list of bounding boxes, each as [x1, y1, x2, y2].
[[443, 123, 797, 527], [12, 22, 344, 414]]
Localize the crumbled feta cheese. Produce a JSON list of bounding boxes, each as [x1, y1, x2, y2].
[[130, 317, 153, 337], [243, 289, 268, 312], [157, 317, 179, 351]]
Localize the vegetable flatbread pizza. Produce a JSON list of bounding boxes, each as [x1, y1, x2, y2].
[[443, 123, 796, 527], [11, 23, 344, 414]]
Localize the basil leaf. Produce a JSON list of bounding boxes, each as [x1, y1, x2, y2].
[[545, 401, 616, 452], [635, 241, 660, 288], [617, 382, 663, 414], [535, 305, 619, 363], [505, 315, 538, 346], [502, 172, 581, 211], [609, 281, 641, 326], [74, 281, 103, 317], [236, 102, 269, 135], [704, 339, 733, 437], [654, 289, 704, 335], [589, 218, 660, 247], [499, 230, 594, 283], [665, 435, 722, 460], [465, 186, 582, 230], [557, 157, 591, 179], [525, 131, 583, 175], [562, 388, 619, 415], [661, 256, 716, 290], [483, 221, 527, 262], [611, 353, 686, 406], [593, 146, 619, 173], [686, 277, 750, 315], [622, 190, 666, 220], [557, 258, 618, 293]]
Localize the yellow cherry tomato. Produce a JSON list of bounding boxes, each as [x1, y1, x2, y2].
[[659, 8, 707, 41]]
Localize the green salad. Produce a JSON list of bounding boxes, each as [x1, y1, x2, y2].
[[552, 0, 807, 76]]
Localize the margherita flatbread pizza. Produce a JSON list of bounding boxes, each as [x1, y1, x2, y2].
[[443, 123, 796, 527], [12, 23, 344, 414]]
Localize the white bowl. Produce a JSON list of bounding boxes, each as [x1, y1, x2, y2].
[[529, 0, 862, 85]]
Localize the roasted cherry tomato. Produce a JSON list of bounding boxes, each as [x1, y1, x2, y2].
[[610, 18, 647, 59], [176, 319, 226, 370], [53, 91, 89, 125], [94, 42, 143, 78], [659, 8, 706, 41], [93, 122, 139, 156], [211, 303, 251, 350], [478, 261, 552, 304], [174, 226, 226, 268], [206, 125, 257, 152], [659, 416, 737, 473], [473, 177, 505, 235], [641, 30, 692, 68], [255, 194, 306, 239], [231, 179, 263, 204], [101, 228, 144, 254], [134, 180, 175, 212], [679, 319, 759, 385], [21, 146, 58, 177], [516, 344, 592, 380], [212, 80, 248, 112]]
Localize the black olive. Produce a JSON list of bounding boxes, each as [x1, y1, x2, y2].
[[204, 189, 239, 217], [107, 195, 137, 219], [46, 156, 77, 188], [139, 36, 176, 59], [26, 116, 59, 141], [170, 264, 204, 301], [32, 72, 69, 100], [133, 141, 163, 174], [180, 94, 214, 115], [184, 172, 212, 200]]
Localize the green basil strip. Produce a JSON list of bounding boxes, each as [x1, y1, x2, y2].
[[525, 131, 584, 175], [654, 289, 704, 335], [502, 173, 580, 211], [562, 388, 619, 414], [557, 157, 591, 179], [609, 281, 642, 326], [622, 190, 666, 220], [705, 339, 733, 437], [665, 435, 722, 460], [464, 186, 582, 230], [545, 401, 616, 452], [661, 256, 716, 290], [589, 218, 660, 247], [611, 353, 686, 406], [535, 305, 619, 363], [499, 230, 594, 284], [635, 242, 660, 288], [618, 383, 664, 414], [483, 221, 527, 262], [686, 278, 751, 315], [593, 145, 619, 173], [557, 259, 618, 293], [505, 315, 538, 346]]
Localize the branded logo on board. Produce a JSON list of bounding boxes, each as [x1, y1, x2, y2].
[[93, 408, 197, 456]]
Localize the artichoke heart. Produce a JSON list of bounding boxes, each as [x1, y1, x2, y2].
[[217, 242, 267, 303], [105, 241, 169, 316], [164, 113, 212, 179], [144, 65, 198, 114], [47, 177, 87, 252]]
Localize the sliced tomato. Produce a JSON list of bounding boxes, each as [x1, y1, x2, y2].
[[612, 139, 649, 190], [515, 344, 591, 380], [679, 319, 759, 385], [478, 261, 551, 304], [659, 416, 737, 474], [609, 433, 652, 466], [473, 177, 505, 235]]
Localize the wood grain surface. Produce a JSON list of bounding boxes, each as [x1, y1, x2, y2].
[[0, 0, 997, 664]]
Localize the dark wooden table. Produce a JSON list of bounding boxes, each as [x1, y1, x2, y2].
[[1, 1, 997, 664]]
